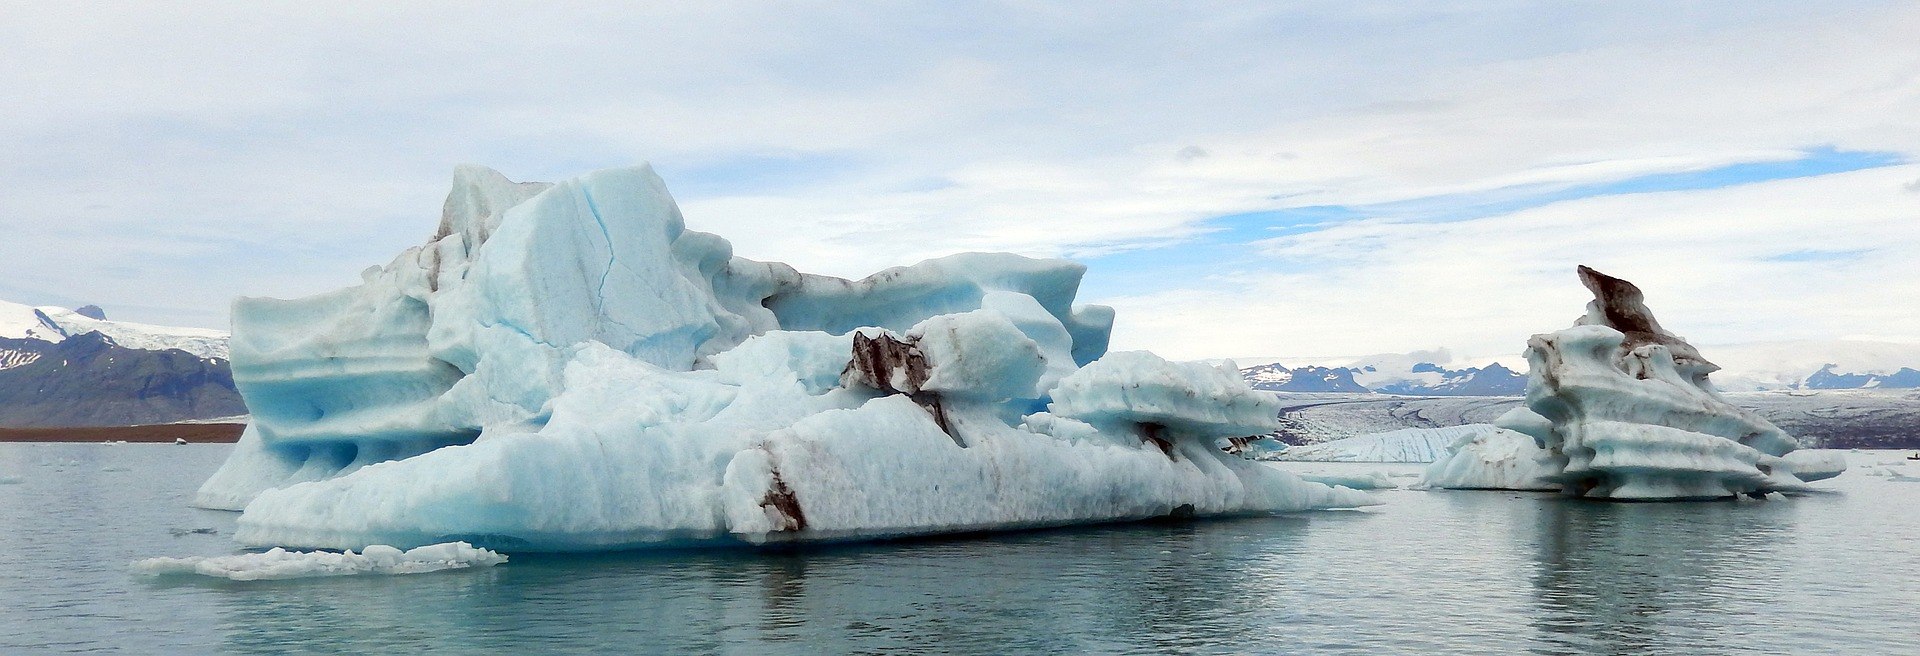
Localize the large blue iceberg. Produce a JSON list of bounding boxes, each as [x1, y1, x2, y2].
[[196, 165, 1371, 551]]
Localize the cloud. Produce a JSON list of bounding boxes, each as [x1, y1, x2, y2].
[[0, 2, 1915, 360], [1105, 165, 1920, 360]]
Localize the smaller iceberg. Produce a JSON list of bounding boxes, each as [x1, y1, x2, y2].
[[131, 542, 505, 581], [1422, 266, 1845, 499]]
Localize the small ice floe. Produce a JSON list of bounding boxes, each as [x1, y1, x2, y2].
[[175, 438, 188, 445], [100, 466, 131, 473], [131, 542, 506, 581], [1888, 475, 1920, 484], [168, 527, 218, 537], [0, 475, 23, 485]]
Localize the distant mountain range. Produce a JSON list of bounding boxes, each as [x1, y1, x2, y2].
[[1241, 341, 1920, 396], [0, 300, 242, 428], [4, 293, 1915, 424], [1242, 358, 1526, 395]]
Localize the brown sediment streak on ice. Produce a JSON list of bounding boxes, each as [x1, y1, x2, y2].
[[844, 332, 929, 394], [760, 467, 807, 532], [1575, 265, 1717, 371], [845, 332, 963, 445]]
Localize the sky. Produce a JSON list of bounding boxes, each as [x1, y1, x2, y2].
[[1, 2, 1916, 362]]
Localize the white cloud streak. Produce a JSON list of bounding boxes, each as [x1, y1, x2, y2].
[[1110, 165, 1920, 360]]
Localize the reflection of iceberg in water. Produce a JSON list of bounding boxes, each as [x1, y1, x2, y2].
[[1525, 500, 1795, 654], [1425, 266, 1845, 499], [193, 521, 1317, 653]]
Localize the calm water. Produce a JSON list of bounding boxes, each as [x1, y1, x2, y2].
[[3, 443, 1918, 655]]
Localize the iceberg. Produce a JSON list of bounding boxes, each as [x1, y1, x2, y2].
[[1421, 266, 1845, 499], [131, 542, 505, 581], [196, 164, 1372, 551]]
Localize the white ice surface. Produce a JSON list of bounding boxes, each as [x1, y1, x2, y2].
[[1780, 450, 1848, 483], [199, 164, 1370, 552], [131, 542, 505, 581]]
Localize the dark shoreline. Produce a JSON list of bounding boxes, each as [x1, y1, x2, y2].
[[0, 423, 245, 443]]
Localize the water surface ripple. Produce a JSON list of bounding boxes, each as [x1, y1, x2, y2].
[[2, 444, 1916, 654]]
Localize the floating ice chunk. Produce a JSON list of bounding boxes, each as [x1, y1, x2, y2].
[[131, 542, 505, 581], [0, 475, 22, 485], [1780, 450, 1847, 483]]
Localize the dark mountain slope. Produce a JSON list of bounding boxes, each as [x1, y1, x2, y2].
[[0, 331, 245, 427]]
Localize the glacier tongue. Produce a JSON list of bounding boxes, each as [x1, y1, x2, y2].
[[1421, 266, 1845, 499], [198, 164, 1371, 552]]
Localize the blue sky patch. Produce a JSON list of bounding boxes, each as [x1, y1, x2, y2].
[[1076, 146, 1903, 301], [1763, 248, 1873, 263]]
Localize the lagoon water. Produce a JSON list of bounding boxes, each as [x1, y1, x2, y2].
[[3, 443, 1918, 654]]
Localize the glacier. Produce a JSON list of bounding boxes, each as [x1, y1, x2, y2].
[[1264, 425, 1495, 463], [195, 164, 1372, 552], [1421, 266, 1845, 499]]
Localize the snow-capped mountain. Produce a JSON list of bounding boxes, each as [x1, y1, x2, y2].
[[0, 299, 227, 362], [1705, 340, 1920, 391], [0, 299, 242, 427], [1241, 349, 1526, 396], [1239, 363, 1370, 392], [1243, 340, 1920, 396]]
